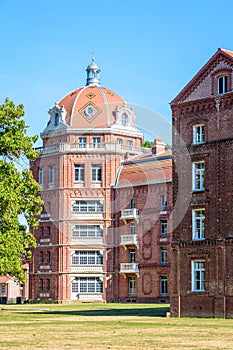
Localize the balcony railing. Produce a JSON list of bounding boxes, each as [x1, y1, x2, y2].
[[70, 265, 104, 273], [73, 293, 103, 301], [120, 208, 139, 222], [120, 234, 139, 248], [71, 236, 104, 245], [36, 142, 150, 156], [119, 263, 139, 276]]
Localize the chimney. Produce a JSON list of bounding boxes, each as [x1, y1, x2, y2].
[[152, 138, 166, 155]]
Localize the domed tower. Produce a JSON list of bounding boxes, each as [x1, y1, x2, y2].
[[29, 59, 145, 303]]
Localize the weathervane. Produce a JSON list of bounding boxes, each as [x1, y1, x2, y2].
[[91, 47, 95, 62]]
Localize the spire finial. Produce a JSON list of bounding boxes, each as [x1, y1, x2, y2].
[[91, 47, 95, 62]]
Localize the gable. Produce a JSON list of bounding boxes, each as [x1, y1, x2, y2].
[[171, 48, 233, 105]]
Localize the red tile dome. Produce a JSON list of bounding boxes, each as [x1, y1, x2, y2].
[[57, 85, 125, 129]]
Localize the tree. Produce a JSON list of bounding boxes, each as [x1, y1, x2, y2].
[[0, 98, 43, 282], [143, 140, 153, 148]]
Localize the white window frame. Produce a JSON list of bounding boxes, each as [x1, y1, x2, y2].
[[130, 222, 136, 235], [91, 164, 102, 182], [218, 75, 228, 94], [39, 167, 44, 187], [161, 195, 167, 209], [93, 137, 101, 148], [71, 251, 103, 265], [160, 276, 168, 296], [72, 225, 103, 238], [72, 200, 103, 213], [192, 162, 205, 191], [129, 276, 136, 296], [72, 277, 103, 294], [193, 125, 205, 144], [192, 209, 205, 240], [191, 261, 205, 292], [78, 137, 86, 148], [49, 165, 55, 184], [74, 164, 85, 182]]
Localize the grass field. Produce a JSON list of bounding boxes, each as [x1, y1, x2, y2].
[[0, 303, 233, 350]]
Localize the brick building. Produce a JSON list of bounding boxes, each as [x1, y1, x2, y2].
[[112, 140, 172, 303], [29, 58, 148, 302], [170, 48, 233, 318]]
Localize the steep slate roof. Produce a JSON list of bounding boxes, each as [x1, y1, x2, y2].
[[115, 149, 172, 188], [171, 48, 233, 105]]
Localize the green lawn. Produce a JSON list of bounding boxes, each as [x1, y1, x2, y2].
[[0, 303, 232, 349]]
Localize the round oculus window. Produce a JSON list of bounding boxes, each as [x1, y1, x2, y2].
[[85, 105, 95, 116]]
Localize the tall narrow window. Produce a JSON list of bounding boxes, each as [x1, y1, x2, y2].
[[40, 251, 44, 264], [47, 251, 50, 264], [129, 249, 135, 263], [39, 279, 43, 291], [218, 75, 228, 94], [160, 220, 167, 236], [39, 167, 44, 187], [54, 113, 59, 126], [192, 261, 205, 292], [192, 209, 205, 240], [130, 222, 135, 235], [161, 195, 167, 209], [74, 164, 84, 182], [193, 125, 205, 144], [93, 137, 100, 148], [92, 164, 102, 182], [129, 276, 136, 296], [160, 276, 168, 296], [49, 166, 55, 184], [121, 113, 128, 126], [46, 279, 50, 291], [47, 202, 51, 213], [130, 198, 135, 209], [160, 247, 168, 264], [47, 226, 51, 236], [40, 227, 44, 237], [193, 162, 205, 191]]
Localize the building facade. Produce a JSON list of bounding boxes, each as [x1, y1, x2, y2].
[[29, 59, 148, 302], [113, 140, 172, 303], [170, 48, 233, 318]]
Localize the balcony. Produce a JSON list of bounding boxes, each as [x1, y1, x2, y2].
[[119, 263, 139, 276], [36, 142, 150, 157], [120, 209, 139, 223], [120, 234, 139, 248]]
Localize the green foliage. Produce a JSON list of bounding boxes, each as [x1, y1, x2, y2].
[[0, 98, 43, 282], [143, 140, 153, 148]]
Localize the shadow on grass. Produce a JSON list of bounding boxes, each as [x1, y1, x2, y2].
[[19, 306, 170, 317]]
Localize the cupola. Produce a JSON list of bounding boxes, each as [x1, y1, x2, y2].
[[86, 56, 101, 86]]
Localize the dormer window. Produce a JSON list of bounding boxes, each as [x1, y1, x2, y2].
[[121, 113, 128, 126], [54, 112, 59, 126], [218, 75, 228, 94]]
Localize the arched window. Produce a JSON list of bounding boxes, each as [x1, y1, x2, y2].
[[54, 112, 59, 126], [121, 113, 128, 126]]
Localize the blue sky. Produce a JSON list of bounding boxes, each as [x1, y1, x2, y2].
[[1, 0, 233, 144]]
